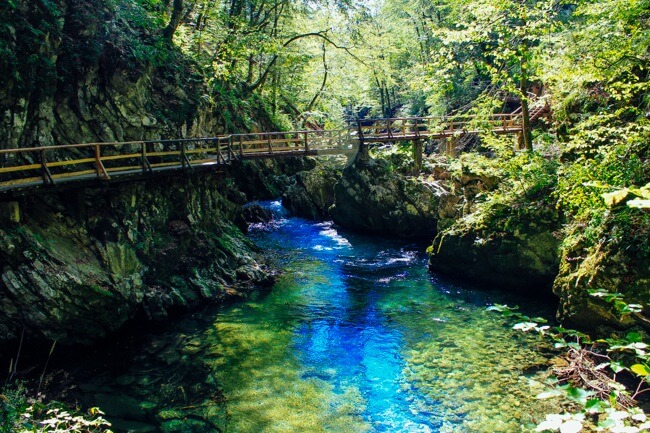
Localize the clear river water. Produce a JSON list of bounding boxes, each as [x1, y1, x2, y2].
[[73, 200, 558, 433]]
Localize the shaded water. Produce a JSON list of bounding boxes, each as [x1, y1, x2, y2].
[[75, 201, 558, 433]]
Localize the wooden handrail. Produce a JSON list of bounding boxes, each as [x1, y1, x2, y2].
[[0, 113, 525, 194]]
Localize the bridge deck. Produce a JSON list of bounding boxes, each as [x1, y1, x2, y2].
[[0, 113, 527, 196]]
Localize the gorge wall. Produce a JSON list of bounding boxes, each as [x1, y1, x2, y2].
[[0, 173, 273, 345]]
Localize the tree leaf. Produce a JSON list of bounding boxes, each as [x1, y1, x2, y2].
[[602, 189, 629, 207], [559, 420, 582, 433], [630, 364, 650, 377]]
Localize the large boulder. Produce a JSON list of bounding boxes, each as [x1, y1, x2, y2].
[[428, 202, 562, 292], [553, 215, 650, 330], [329, 157, 442, 238], [282, 164, 341, 219]]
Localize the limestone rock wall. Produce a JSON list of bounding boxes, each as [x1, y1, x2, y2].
[[282, 161, 342, 219], [330, 158, 441, 238], [0, 0, 207, 151], [0, 175, 272, 345]]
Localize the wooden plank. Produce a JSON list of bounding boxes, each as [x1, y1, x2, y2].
[[100, 153, 142, 161], [46, 158, 96, 167], [51, 169, 98, 179], [149, 161, 185, 168], [0, 176, 44, 187], [0, 163, 42, 174], [146, 151, 183, 157], [105, 165, 143, 173]]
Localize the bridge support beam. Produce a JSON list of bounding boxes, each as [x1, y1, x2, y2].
[[354, 120, 370, 163], [0, 201, 21, 223], [444, 138, 456, 157]]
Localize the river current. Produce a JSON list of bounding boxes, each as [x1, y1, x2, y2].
[[75, 200, 558, 433]]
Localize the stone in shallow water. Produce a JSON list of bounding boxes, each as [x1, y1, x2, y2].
[[242, 203, 275, 224]]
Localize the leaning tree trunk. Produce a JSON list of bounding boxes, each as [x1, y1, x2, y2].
[[163, 0, 184, 41]]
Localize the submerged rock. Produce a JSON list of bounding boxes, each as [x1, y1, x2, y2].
[[242, 203, 275, 224], [329, 157, 441, 238], [0, 174, 273, 345]]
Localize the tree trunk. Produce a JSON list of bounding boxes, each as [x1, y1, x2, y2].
[[163, 0, 184, 41], [519, 30, 533, 151]]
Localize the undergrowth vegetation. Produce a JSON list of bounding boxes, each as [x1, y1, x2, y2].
[[489, 292, 650, 433], [1, 383, 111, 433]]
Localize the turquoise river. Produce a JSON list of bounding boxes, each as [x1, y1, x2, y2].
[[74, 200, 560, 433]]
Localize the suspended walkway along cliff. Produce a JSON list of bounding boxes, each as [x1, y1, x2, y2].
[[0, 108, 547, 197]]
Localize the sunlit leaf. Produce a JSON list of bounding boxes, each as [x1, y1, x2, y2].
[[559, 419, 582, 433], [630, 364, 650, 377], [602, 189, 629, 207]]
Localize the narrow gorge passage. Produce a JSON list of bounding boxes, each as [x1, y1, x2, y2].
[[71, 200, 558, 433]]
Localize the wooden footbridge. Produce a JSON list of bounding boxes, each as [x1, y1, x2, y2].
[[0, 109, 544, 196]]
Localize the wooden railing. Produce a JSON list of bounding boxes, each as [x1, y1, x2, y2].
[[0, 113, 527, 194], [356, 113, 523, 143]]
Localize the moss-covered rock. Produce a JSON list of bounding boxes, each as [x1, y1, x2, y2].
[[428, 204, 562, 292], [282, 161, 342, 219], [553, 211, 650, 330], [329, 157, 441, 238], [0, 174, 273, 345], [230, 158, 317, 201]]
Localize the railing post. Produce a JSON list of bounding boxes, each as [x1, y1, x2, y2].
[[238, 136, 244, 158], [141, 142, 152, 173], [304, 131, 309, 152], [95, 144, 109, 179], [267, 133, 273, 153], [356, 120, 368, 162], [180, 141, 192, 169], [40, 148, 53, 185], [212, 138, 222, 164], [227, 136, 234, 161]]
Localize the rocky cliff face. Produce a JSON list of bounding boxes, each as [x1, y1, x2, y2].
[[330, 158, 442, 238], [428, 204, 562, 292], [282, 160, 342, 219], [0, 175, 272, 345], [0, 0, 233, 150], [553, 216, 650, 331]]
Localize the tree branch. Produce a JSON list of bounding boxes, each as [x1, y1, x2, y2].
[[247, 29, 368, 92]]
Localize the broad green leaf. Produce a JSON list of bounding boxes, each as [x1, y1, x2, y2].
[[628, 199, 650, 209], [609, 361, 627, 373], [627, 332, 643, 343], [559, 420, 582, 433]]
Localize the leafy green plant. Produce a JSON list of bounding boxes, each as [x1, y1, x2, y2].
[[1, 383, 112, 433], [488, 291, 650, 433]]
